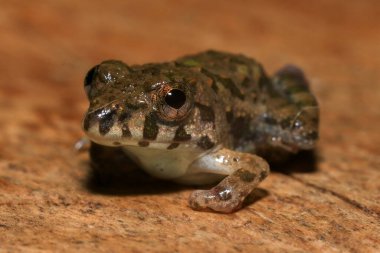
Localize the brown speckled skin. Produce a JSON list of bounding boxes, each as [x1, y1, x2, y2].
[[82, 50, 319, 213]]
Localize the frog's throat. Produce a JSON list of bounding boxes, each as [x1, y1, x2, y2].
[[84, 116, 218, 152], [121, 144, 221, 180]]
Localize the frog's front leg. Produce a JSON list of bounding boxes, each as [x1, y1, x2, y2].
[[188, 148, 270, 213]]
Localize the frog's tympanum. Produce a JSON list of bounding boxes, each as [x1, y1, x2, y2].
[[83, 50, 319, 213]]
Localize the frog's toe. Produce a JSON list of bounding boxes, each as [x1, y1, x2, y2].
[[188, 188, 242, 213]]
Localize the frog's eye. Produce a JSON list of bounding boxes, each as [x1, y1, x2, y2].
[[84, 61, 130, 99], [84, 65, 98, 98], [158, 86, 193, 122], [164, 89, 187, 109]]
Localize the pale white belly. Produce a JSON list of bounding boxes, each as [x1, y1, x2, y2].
[[122, 145, 203, 180], [122, 144, 228, 185]]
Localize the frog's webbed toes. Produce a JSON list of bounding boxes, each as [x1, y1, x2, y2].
[[188, 187, 243, 213]]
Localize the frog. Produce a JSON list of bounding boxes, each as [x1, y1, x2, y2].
[[82, 50, 319, 213]]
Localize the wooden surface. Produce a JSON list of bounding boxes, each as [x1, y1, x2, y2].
[[1, 1, 379, 252]]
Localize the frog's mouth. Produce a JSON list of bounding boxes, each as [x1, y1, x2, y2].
[[83, 105, 197, 150]]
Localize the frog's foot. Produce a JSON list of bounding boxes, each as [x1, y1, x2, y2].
[[74, 137, 91, 152], [188, 148, 270, 213], [189, 186, 243, 213]]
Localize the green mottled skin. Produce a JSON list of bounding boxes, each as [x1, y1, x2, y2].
[[82, 50, 319, 213]]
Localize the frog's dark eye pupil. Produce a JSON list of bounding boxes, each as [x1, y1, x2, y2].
[[84, 66, 98, 86], [165, 89, 186, 109]]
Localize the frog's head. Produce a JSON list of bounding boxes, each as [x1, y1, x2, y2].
[[82, 60, 220, 151]]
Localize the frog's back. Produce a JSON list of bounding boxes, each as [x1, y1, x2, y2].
[[176, 50, 319, 158], [176, 51, 269, 150], [176, 50, 266, 104]]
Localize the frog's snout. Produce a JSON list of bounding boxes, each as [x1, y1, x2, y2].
[[83, 106, 118, 136], [83, 100, 145, 146]]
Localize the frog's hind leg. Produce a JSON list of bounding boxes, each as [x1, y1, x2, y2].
[[274, 65, 319, 146], [273, 65, 310, 88], [188, 148, 270, 213], [257, 65, 319, 155], [271, 65, 317, 107]]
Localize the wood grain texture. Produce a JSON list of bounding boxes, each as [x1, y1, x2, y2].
[[0, 1, 379, 252]]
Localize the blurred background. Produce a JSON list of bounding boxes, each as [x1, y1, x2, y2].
[[1, 0, 379, 110]]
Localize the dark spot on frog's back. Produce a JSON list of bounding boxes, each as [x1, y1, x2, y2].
[[197, 135, 215, 150], [220, 77, 245, 100], [241, 77, 252, 88], [200, 68, 218, 92], [226, 111, 233, 123], [200, 68, 244, 99]]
